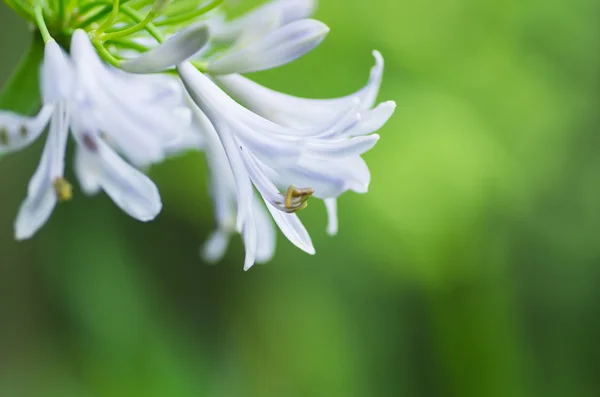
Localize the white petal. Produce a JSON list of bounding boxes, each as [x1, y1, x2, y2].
[[324, 198, 338, 236], [207, 19, 329, 74], [264, 198, 315, 255], [210, 0, 317, 43], [202, 230, 231, 263], [275, 156, 371, 198], [242, 210, 258, 270], [71, 30, 187, 166], [14, 189, 57, 240], [254, 199, 276, 264], [97, 140, 162, 221], [340, 101, 396, 138], [179, 65, 254, 230], [0, 105, 54, 154], [74, 146, 101, 195], [42, 40, 74, 104], [213, 50, 385, 128], [120, 24, 209, 73], [14, 102, 70, 240], [305, 134, 380, 158]]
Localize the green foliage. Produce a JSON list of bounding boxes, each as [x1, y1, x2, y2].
[[0, 34, 42, 114], [1, 1, 600, 397]]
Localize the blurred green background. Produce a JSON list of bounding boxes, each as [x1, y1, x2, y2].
[[2, 0, 600, 396]]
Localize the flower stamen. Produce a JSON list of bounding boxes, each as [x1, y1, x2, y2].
[[284, 185, 314, 212], [53, 177, 73, 202]]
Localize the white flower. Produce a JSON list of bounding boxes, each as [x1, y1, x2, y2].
[[212, 51, 396, 234], [190, 104, 276, 266], [178, 61, 387, 269], [0, 31, 194, 239]]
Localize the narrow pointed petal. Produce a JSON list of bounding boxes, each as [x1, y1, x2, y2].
[[202, 230, 231, 263], [341, 101, 396, 138], [71, 30, 189, 166], [242, 212, 258, 270], [74, 146, 102, 195], [324, 198, 338, 236], [306, 134, 380, 158], [95, 139, 162, 221], [265, 199, 315, 255], [254, 200, 276, 264], [207, 19, 329, 74], [0, 105, 54, 154], [42, 40, 74, 104], [213, 50, 385, 128], [15, 102, 70, 240], [120, 24, 209, 73]]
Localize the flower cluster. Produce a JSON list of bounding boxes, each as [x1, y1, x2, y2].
[[0, 0, 395, 269]]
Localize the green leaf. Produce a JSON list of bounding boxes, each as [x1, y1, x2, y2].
[[0, 34, 44, 114]]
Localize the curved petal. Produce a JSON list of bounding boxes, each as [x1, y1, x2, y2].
[[120, 24, 209, 73], [209, 0, 317, 43], [207, 19, 329, 74], [213, 50, 386, 128], [0, 105, 54, 154], [14, 102, 70, 240]]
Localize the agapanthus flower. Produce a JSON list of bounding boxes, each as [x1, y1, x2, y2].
[[0, 0, 394, 269]]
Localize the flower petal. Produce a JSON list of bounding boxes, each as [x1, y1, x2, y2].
[[42, 40, 74, 104], [209, 0, 317, 43], [120, 24, 210, 73], [213, 50, 385, 128], [207, 19, 329, 74], [74, 146, 102, 195], [264, 198, 315, 255], [324, 198, 338, 236], [0, 105, 54, 154], [14, 102, 70, 240]]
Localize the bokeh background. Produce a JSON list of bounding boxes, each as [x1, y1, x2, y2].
[[1, 0, 600, 396]]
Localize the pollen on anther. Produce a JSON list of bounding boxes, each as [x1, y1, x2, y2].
[[53, 177, 73, 202]]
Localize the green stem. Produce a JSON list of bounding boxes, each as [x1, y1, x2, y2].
[[155, 0, 222, 26], [92, 40, 122, 67], [34, 5, 53, 43], [100, 10, 157, 41], [106, 38, 150, 52], [96, 0, 120, 34]]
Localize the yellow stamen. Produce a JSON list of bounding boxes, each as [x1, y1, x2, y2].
[[53, 177, 73, 202], [284, 185, 315, 211]]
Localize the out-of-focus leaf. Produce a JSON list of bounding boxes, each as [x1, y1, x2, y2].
[[0, 34, 43, 113]]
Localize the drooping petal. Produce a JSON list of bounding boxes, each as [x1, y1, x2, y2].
[[120, 24, 210, 73], [74, 146, 101, 195], [14, 102, 70, 240], [264, 198, 315, 255], [42, 40, 74, 104], [254, 199, 276, 264], [202, 230, 231, 263], [0, 105, 54, 154], [324, 198, 338, 236], [213, 50, 386, 128], [207, 19, 329, 74], [93, 139, 162, 221], [71, 30, 190, 167]]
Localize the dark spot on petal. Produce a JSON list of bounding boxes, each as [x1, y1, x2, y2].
[[82, 133, 98, 152]]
